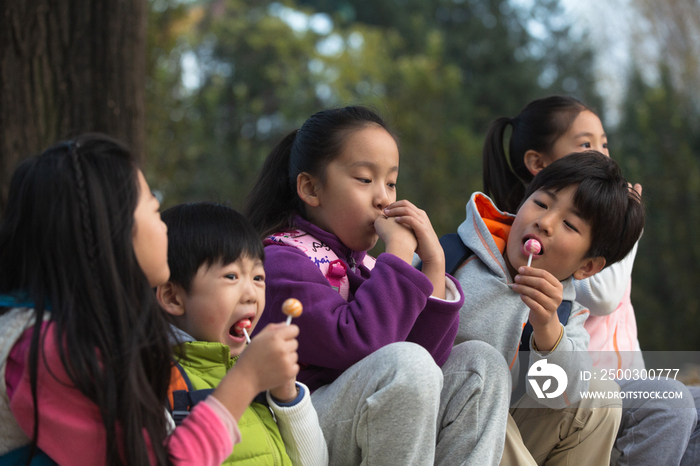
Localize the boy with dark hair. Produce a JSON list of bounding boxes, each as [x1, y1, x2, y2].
[[156, 202, 327, 466], [455, 151, 644, 465]]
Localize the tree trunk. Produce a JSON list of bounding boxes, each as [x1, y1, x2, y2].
[[0, 0, 146, 214]]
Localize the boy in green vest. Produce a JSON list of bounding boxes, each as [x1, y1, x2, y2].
[[156, 202, 328, 466]]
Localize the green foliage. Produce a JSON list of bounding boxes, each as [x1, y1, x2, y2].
[[299, 0, 602, 127], [146, 0, 599, 236], [614, 66, 700, 350], [146, 0, 325, 208]]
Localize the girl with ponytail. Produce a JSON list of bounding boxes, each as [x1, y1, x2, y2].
[[0, 134, 281, 465], [482, 96, 593, 214], [244, 106, 511, 465], [480, 96, 698, 466]]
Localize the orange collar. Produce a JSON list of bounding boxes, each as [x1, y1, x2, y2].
[[474, 194, 513, 254]]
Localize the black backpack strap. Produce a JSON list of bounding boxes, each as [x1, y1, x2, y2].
[[253, 392, 269, 406], [170, 361, 215, 426], [518, 300, 572, 353], [171, 390, 190, 426], [440, 233, 474, 276], [418, 233, 474, 275], [188, 388, 215, 405], [557, 300, 572, 326]]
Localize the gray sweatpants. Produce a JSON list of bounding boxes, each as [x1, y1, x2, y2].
[[310, 340, 511, 465], [680, 385, 700, 466], [614, 377, 697, 466]]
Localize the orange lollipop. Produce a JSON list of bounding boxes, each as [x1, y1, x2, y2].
[[282, 298, 303, 325]]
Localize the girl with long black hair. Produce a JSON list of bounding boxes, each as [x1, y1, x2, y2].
[[0, 134, 294, 465]]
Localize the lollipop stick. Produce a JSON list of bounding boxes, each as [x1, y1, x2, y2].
[[524, 239, 540, 268], [242, 328, 251, 344], [286, 315, 293, 326]]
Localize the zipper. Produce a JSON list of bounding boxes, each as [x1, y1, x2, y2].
[[349, 256, 357, 272]]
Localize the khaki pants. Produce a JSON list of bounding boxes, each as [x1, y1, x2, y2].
[[500, 378, 622, 466]]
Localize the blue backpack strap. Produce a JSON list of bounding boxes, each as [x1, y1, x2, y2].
[[418, 233, 474, 275], [518, 300, 572, 353]]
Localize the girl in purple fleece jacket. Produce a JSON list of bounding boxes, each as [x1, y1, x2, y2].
[[244, 106, 512, 466]]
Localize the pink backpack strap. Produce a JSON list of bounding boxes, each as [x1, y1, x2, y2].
[[265, 229, 352, 300], [361, 255, 376, 271]]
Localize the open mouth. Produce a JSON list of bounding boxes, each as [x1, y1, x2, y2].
[[230, 318, 252, 337]]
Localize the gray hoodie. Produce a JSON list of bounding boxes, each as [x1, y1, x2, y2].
[[454, 192, 591, 409]]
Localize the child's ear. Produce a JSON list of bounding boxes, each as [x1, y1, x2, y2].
[[297, 172, 320, 207], [523, 150, 548, 176], [156, 282, 186, 317], [573, 257, 606, 280]]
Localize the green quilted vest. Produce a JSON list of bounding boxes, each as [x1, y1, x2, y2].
[[172, 341, 293, 466]]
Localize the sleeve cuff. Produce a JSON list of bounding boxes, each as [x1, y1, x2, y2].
[[531, 324, 564, 355], [429, 275, 461, 303], [269, 383, 305, 407]]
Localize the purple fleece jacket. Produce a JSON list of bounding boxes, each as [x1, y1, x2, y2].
[[254, 216, 463, 392]]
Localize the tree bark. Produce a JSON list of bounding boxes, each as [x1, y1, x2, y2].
[[0, 0, 146, 213]]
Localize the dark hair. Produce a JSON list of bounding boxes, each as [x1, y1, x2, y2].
[[522, 150, 644, 267], [162, 202, 265, 292], [243, 106, 396, 237], [483, 96, 595, 213], [0, 134, 172, 465]]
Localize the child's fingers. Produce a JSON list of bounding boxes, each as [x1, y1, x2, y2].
[[387, 211, 429, 234], [391, 214, 424, 232], [270, 327, 299, 353], [385, 199, 417, 211], [374, 215, 416, 237], [393, 215, 442, 254], [385, 202, 431, 227], [516, 265, 558, 280], [384, 208, 414, 221], [384, 201, 428, 220], [285, 335, 299, 354], [280, 349, 300, 379], [516, 267, 561, 290], [386, 204, 436, 239], [280, 323, 300, 339], [520, 294, 548, 317], [521, 296, 557, 328], [512, 274, 561, 318], [514, 271, 560, 296], [513, 275, 560, 300], [259, 322, 300, 338], [384, 202, 421, 218], [513, 282, 555, 308], [630, 182, 642, 197], [519, 292, 560, 326]]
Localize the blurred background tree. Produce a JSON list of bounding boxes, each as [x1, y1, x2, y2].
[[0, 0, 147, 212]]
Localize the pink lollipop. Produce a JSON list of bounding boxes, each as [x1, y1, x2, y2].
[[524, 238, 541, 267]]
